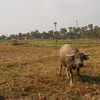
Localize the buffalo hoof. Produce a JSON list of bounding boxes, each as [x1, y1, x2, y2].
[[70, 83, 74, 86], [78, 81, 81, 83], [67, 76, 70, 78], [58, 73, 61, 77]]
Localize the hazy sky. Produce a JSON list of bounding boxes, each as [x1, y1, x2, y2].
[[0, 0, 100, 36]]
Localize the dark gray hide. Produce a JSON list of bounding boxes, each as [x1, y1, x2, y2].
[[59, 44, 90, 85]]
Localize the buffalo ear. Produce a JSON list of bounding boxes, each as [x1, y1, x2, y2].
[[83, 55, 91, 60]]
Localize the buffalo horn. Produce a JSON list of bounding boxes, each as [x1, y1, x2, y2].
[[66, 53, 75, 56]]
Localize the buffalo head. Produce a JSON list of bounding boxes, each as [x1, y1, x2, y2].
[[66, 52, 90, 67]]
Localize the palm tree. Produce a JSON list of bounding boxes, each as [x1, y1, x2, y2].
[[85, 26, 87, 31], [54, 22, 57, 31], [72, 27, 76, 33], [77, 27, 81, 34], [88, 24, 93, 38], [77, 27, 81, 39], [81, 27, 85, 33], [18, 32, 22, 40], [68, 27, 72, 33], [81, 27, 85, 38], [94, 26, 99, 38], [88, 24, 93, 30], [30, 31, 34, 38], [94, 26, 98, 30], [60, 28, 67, 35], [97, 29, 100, 38], [48, 30, 53, 37], [26, 32, 30, 37], [35, 29, 39, 34]]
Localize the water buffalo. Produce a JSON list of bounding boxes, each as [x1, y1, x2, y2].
[[11, 39, 17, 43], [59, 44, 90, 85]]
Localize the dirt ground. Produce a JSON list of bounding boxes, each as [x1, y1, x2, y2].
[[0, 40, 100, 100]]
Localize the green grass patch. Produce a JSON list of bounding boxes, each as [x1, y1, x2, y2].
[[30, 41, 94, 46]]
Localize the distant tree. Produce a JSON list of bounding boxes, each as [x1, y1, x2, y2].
[[97, 29, 100, 38], [81, 27, 85, 34], [80, 27, 85, 38], [42, 31, 49, 39], [60, 28, 67, 35], [88, 24, 93, 38], [9, 34, 18, 39], [35, 29, 39, 34], [86, 30, 90, 38], [72, 27, 76, 32], [30, 31, 34, 38], [18, 32, 22, 40], [85, 26, 87, 31], [68, 27, 72, 33], [48, 30, 53, 38], [7, 23, 98, 39], [0, 35, 6, 40], [26, 32, 30, 37], [54, 31, 60, 39], [36, 33, 41, 39], [94, 26, 98, 30], [77, 27, 81, 38], [88, 24, 93, 30]]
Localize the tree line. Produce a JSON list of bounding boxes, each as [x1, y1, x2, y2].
[[0, 24, 100, 40]]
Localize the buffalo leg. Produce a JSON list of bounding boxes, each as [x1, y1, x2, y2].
[[66, 67, 69, 78], [69, 67, 74, 85], [77, 68, 81, 83], [59, 64, 62, 76]]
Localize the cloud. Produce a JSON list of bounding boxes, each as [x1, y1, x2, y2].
[[17, 1, 23, 6], [41, 0, 56, 7], [66, 0, 84, 4], [38, 0, 65, 15], [63, 0, 88, 6], [37, 0, 55, 14], [67, 0, 84, 4]]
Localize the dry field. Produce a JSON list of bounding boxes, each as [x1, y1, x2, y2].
[[0, 40, 100, 100]]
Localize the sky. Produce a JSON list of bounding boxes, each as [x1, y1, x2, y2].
[[0, 0, 100, 36]]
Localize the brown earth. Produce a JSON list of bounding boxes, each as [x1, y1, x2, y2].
[[0, 40, 100, 100]]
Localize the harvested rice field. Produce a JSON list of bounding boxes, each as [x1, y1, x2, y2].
[[0, 39, 100, 100]]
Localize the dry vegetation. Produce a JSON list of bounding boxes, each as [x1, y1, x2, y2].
[[0, 39, 100, 100]]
